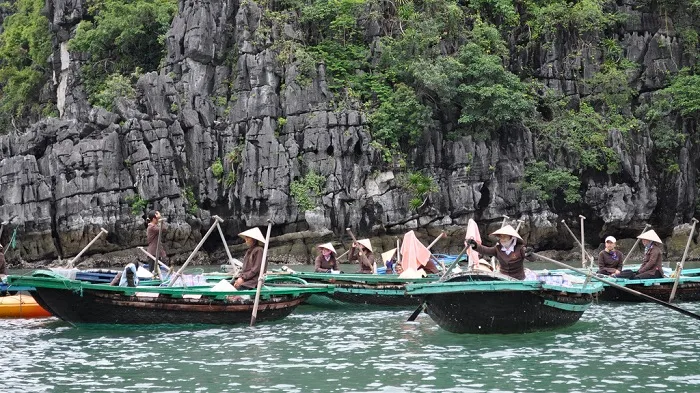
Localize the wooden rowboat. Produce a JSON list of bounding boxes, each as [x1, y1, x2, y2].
[[0, 293, 52, 318], [405, 271, 603, 334], [7, 270, 333, 325], [598, 276, 700, 302]]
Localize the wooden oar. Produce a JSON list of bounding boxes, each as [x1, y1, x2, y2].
[[533, 252, 700, 321], [407, 245, 469, 322], [579, 215, 587, 267], [621, 224, 651, 267], [250, 219, 273, 327], [68, 228, 108, 268], [153, 218, 164, 278], [561, 220, 594, 262], [669, 218, 698, 303], [168, 217, 223, 287], [137, 247, 171, 272]]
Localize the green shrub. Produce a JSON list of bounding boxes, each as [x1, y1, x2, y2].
[[370, 83, 432, 155], [211, 158, 224, 181], [523, 161, 582, 204], [290, 171, 326, 211], [398, 171, 438, 211], [0, 0, 53, 131], [92, 72, 137, 111], [125, 194, 148, 216], [184, 186, 198, 214], [69, 0, 177, 103]]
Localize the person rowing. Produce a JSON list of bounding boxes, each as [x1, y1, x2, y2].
[[466, 225, 534, 280], [349, 238, 374, 274]]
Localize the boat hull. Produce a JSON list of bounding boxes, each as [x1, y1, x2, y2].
[[0, 293, 52, 318], [600, 279, 700, 302], [31, 286, 307, 325], [424, 289, 593, 334]]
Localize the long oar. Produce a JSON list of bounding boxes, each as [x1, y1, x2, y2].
[[561, 220, 594, 262], [621, 224, 651, 267], [579, 215, 587, 267], [250, 219, 273, 327], [670, 218, 698, 303], [153, 218, 164, 278], [68, 228, 108, 268], [533, 253, 700, 321], [168, 216, 224, 287], [137, 247, 171, 273], [407, 245, 469, 322]]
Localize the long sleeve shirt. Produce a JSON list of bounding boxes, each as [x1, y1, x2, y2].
[[597, 250, 624, 275], [146, 223, 167, 258], [474, 243, 534, 280], [638, 245, 663, 275], [238, 245, 264, 288], [314, 254, 338, 272], [349, 247, 374, 274]]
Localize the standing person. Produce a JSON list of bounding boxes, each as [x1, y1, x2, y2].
[[232, 227, 267, 290], [597, 236, 624, 276], [0, 244, 7, 276], [314, 243, 338, 273], [349, 239, 374, 274], [466, 225, 534, 280], [632, 230, 664, 279], [146, 210, 167, 272]]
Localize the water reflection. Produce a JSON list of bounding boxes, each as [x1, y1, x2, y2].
[[2, 301, 700, 392]]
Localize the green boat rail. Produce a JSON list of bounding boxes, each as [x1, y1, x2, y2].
[[276, 271, 438, 284], [7, 270, 334, 300], [405, 280, 604, 296]]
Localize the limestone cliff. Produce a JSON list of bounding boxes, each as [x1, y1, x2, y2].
[[0, 0, 698, 266]]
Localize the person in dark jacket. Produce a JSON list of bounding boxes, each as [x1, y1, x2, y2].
[[232, 227, 267, 290], [632, 230, 664, 279], [146, 210, 167, 272], [597, 236, 624, 276], [349, 238, 374, 274], [314, 243, 338, 273], [466, 225, 534, 280]]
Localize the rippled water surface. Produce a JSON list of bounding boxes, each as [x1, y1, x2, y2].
[[2, 300, 700, 393]]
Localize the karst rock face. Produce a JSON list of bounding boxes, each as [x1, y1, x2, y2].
[[0, 0, 697, 266]]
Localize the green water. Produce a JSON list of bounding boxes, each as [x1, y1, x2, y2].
[[3, 263, 700, 392]]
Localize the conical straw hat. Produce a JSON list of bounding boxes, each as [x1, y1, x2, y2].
[[317, 242, 336, 254], [238, 227, 266, 244], [357, 238, 373, 252], [381, 248, 397, 264], [490, 225, 522, 241], [637, 229, 662, 244]]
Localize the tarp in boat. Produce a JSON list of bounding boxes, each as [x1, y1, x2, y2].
[[465, 219, 482, 269], [399, 231, 430, 278]]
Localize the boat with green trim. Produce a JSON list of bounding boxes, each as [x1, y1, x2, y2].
[[405, 271, 603, 334], [597, 275, 700, 302], [270, 272, 437, 307], [7, 270, 333, 325]]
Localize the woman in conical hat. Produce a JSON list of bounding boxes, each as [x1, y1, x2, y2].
[[466, 224, 533, 280], [314, 242, 338, 273], [232, 227, 267, 289], [349, 238, 374, 274], [631, 229, 664, 279]]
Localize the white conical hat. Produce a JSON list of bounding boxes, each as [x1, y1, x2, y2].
[[381, 248, 397, 264], [357, 238, 373, 252], [637, 229, 662, 244], [317, 242, 336, 254], [490, 225, 522, 241], [238, 227, 266, 244]]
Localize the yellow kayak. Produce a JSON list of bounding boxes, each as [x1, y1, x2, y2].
[[0, 293, 52, 318]]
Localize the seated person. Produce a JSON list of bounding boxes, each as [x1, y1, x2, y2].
[[466, 225, 534, 280], [597, 236, 623, 276], [314, 243, 338, 273], [349, 239, 374, 274], [616, 230, 664, 279]]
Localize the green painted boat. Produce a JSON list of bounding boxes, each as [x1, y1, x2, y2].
[[406, 271, 604, 334], [270, 272, 438, 307], [7, 270, 334, 326]]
